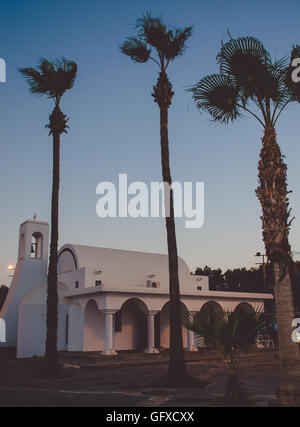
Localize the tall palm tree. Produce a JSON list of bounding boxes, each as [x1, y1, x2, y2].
[[186, 307, 266, 405], [19, 58, 77, 376], [190, 36, 300, 405], [120, 13, 193, 386]]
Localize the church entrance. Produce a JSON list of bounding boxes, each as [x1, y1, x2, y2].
[[114, 298, 148, 352]]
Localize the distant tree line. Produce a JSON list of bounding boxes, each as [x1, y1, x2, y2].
[[193, 265, 271, 293], [193, 264, 300, 312]]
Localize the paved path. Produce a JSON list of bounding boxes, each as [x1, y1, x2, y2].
[[0, 350, 279, 407]]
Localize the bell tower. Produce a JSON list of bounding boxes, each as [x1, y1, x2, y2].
[[0, 217, 49, 348], [18, 218, 49, 262]]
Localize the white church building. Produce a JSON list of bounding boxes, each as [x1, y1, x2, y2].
[[0, 218, 273, 358]]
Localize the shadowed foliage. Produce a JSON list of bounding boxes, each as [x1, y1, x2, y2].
[[194, 264, 274, 292], [185, 307, 266, 405]]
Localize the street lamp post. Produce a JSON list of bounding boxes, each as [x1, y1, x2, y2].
[[255, 252, 267, 292]]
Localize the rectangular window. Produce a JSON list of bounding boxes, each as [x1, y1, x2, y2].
[[115, 310, 122, 332], [95, 280, 102, 287]]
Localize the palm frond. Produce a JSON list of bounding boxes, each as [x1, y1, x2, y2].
[[122, 13, 193, 69], [18, 66, 49, 96], [217, 37, 270, 100], [189, 74, 241, 124], [165, 26, 193, 61], [56, 57, 77, 90], [219, 307, 266, 354], [263, 57, 291, 106], [185, 307, 266, 360], [184, 310, 221, 350], [19, 57, 77, 103], [218, 36, 270, 73], [120, 37, 151, 63], [136, 12, 169, 52], [49, 58, 77, 98]]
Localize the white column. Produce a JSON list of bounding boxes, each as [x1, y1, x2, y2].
[[187, 328, 198, 352], [102, 310, 117, 356], [144, 311, 159, 354]]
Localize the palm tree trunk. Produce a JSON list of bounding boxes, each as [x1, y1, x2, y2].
[[274, 264, 300, 406], [153, 71, 188, 385], [45, 128, 60, 375], [256, 126, 300, 405], [225, 370, 248, 405], [44, 106, 68, 376]]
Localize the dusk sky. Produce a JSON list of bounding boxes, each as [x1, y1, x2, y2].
[[1, 0, 300, 285]]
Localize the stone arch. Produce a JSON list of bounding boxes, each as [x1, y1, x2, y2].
[[114, 298, 148, 351], [159, 301, 188, 350], [81, 297, 101, 311], [120, 297, 149, 314], [235, 302, 255, 314], [31, 232, 43, 259], [196, 301, 223, 325], [84, 299, 105, 351], [58, 248, 78, 273]]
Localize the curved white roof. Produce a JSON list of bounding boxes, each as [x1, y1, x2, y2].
[[58, 244, 194, 291]]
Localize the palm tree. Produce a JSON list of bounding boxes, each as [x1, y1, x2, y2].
[[185, 307, 266, 405], [19, 58, 77, 376], [190, 36, 300, 405], [120, 13, 193, 386]]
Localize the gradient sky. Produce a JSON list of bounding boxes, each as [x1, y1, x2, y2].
[[1, 0, 300, 285]]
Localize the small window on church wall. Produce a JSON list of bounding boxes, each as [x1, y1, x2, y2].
[[30, 232, 43, 259], [75, 281, 79, 289], [115, 311, 122, 332]]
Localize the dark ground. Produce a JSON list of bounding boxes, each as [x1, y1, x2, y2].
[[0, 349, 279, 407]]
